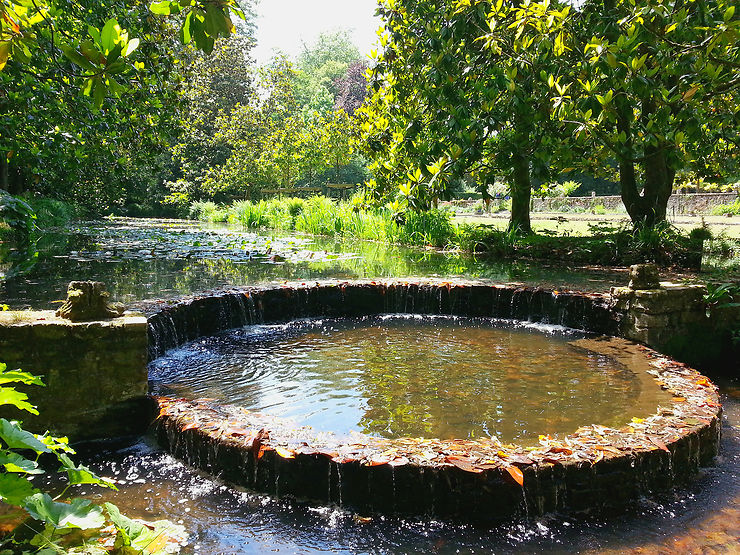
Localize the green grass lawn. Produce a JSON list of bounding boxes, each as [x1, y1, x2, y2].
[[455, 213, 740, 239]]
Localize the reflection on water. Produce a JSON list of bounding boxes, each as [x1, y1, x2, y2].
[[1, 218, 629, 309], [68, 388, 739, 554], [150, 315, 668, 444]]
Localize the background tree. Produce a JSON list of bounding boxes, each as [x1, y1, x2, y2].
[[360, 0, 572, 232], [334, 59, 369, 116], [168, 33, 256, 204], [0, 0, 249, 213], [564, 0, 740, 226]]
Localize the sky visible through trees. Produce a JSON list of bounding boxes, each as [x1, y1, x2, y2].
[[251, 0, 380, 64]]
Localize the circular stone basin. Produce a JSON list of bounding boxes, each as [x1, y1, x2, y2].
[[150, 315, 672, 444], [148, 280, 722, 522]]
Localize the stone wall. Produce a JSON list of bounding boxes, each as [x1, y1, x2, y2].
[[532, 192, 738, 214], [611, 283, 707, 349], [0, 311, 152, 441]]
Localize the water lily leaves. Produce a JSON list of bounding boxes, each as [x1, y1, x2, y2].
[[23, 494, 105, 530], [0, 473, 39, 505], [0, 419, 50, 454]]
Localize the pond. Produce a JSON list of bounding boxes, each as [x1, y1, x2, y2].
[[4, 218, 738, 553], [1, 218, 629, 309]]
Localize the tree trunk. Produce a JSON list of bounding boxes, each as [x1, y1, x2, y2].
[[508, 152, 532, 234], [1, 154, 8, 191]]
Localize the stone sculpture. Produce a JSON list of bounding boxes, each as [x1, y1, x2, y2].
[[55, 281, 125, 321]]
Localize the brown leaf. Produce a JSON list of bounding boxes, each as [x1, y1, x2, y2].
[[445, 456, 483, 473], [505, 465, 525, 486], [650, 437, 670, 453], [251, 428, 270, 460]]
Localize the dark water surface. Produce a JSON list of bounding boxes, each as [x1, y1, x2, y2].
[[150, 315, 669, 444], [1, 218, 629, 309], [4, 219, 738, 553]]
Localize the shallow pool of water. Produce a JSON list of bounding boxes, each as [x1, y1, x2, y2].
[[150, 315, 670, 444]]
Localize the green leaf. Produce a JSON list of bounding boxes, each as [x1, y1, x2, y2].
[[58, 453, 117, 490], [0, 386, 38, 415], [23, 493, 105, 530], [59, 44, 95, 71], [0, 41, 13, 72], [0, 451, 43, 474], [105, 502, 146, 545], [100, 19, 120, 54], [180, 12, 193, 44], [0, 473, 38, 506], [93, 78, 106, 108], [0, 369, 44, 387], [149, 1, 179, 15], [0, 419, 50, 454], [122, 38, 139, 57]]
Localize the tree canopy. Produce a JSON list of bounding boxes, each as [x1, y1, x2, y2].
[[360, 0, 740, 229]]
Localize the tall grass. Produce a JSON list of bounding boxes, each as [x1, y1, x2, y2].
[[186, 196, 707, 267]]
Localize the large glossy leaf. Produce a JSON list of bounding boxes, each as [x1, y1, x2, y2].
[[0, 450, 44, 474], [0, 472, 39, 506], [58, 453, 117, 489], [0, 419, 50, 453], [100, 19, 120, 54], [0, 386, 38, 414], [23, 493, 106, 530], [149, 1, 180, 16]]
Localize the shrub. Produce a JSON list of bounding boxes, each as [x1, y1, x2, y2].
[[0, 191, 36, 236], [712, 199, 740, 216], [0, 362, 184, 553]]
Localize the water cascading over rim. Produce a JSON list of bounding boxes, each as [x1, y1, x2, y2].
[[143, 279, 722, 522]]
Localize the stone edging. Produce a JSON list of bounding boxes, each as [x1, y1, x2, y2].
[[147, 280, 722, 521]]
